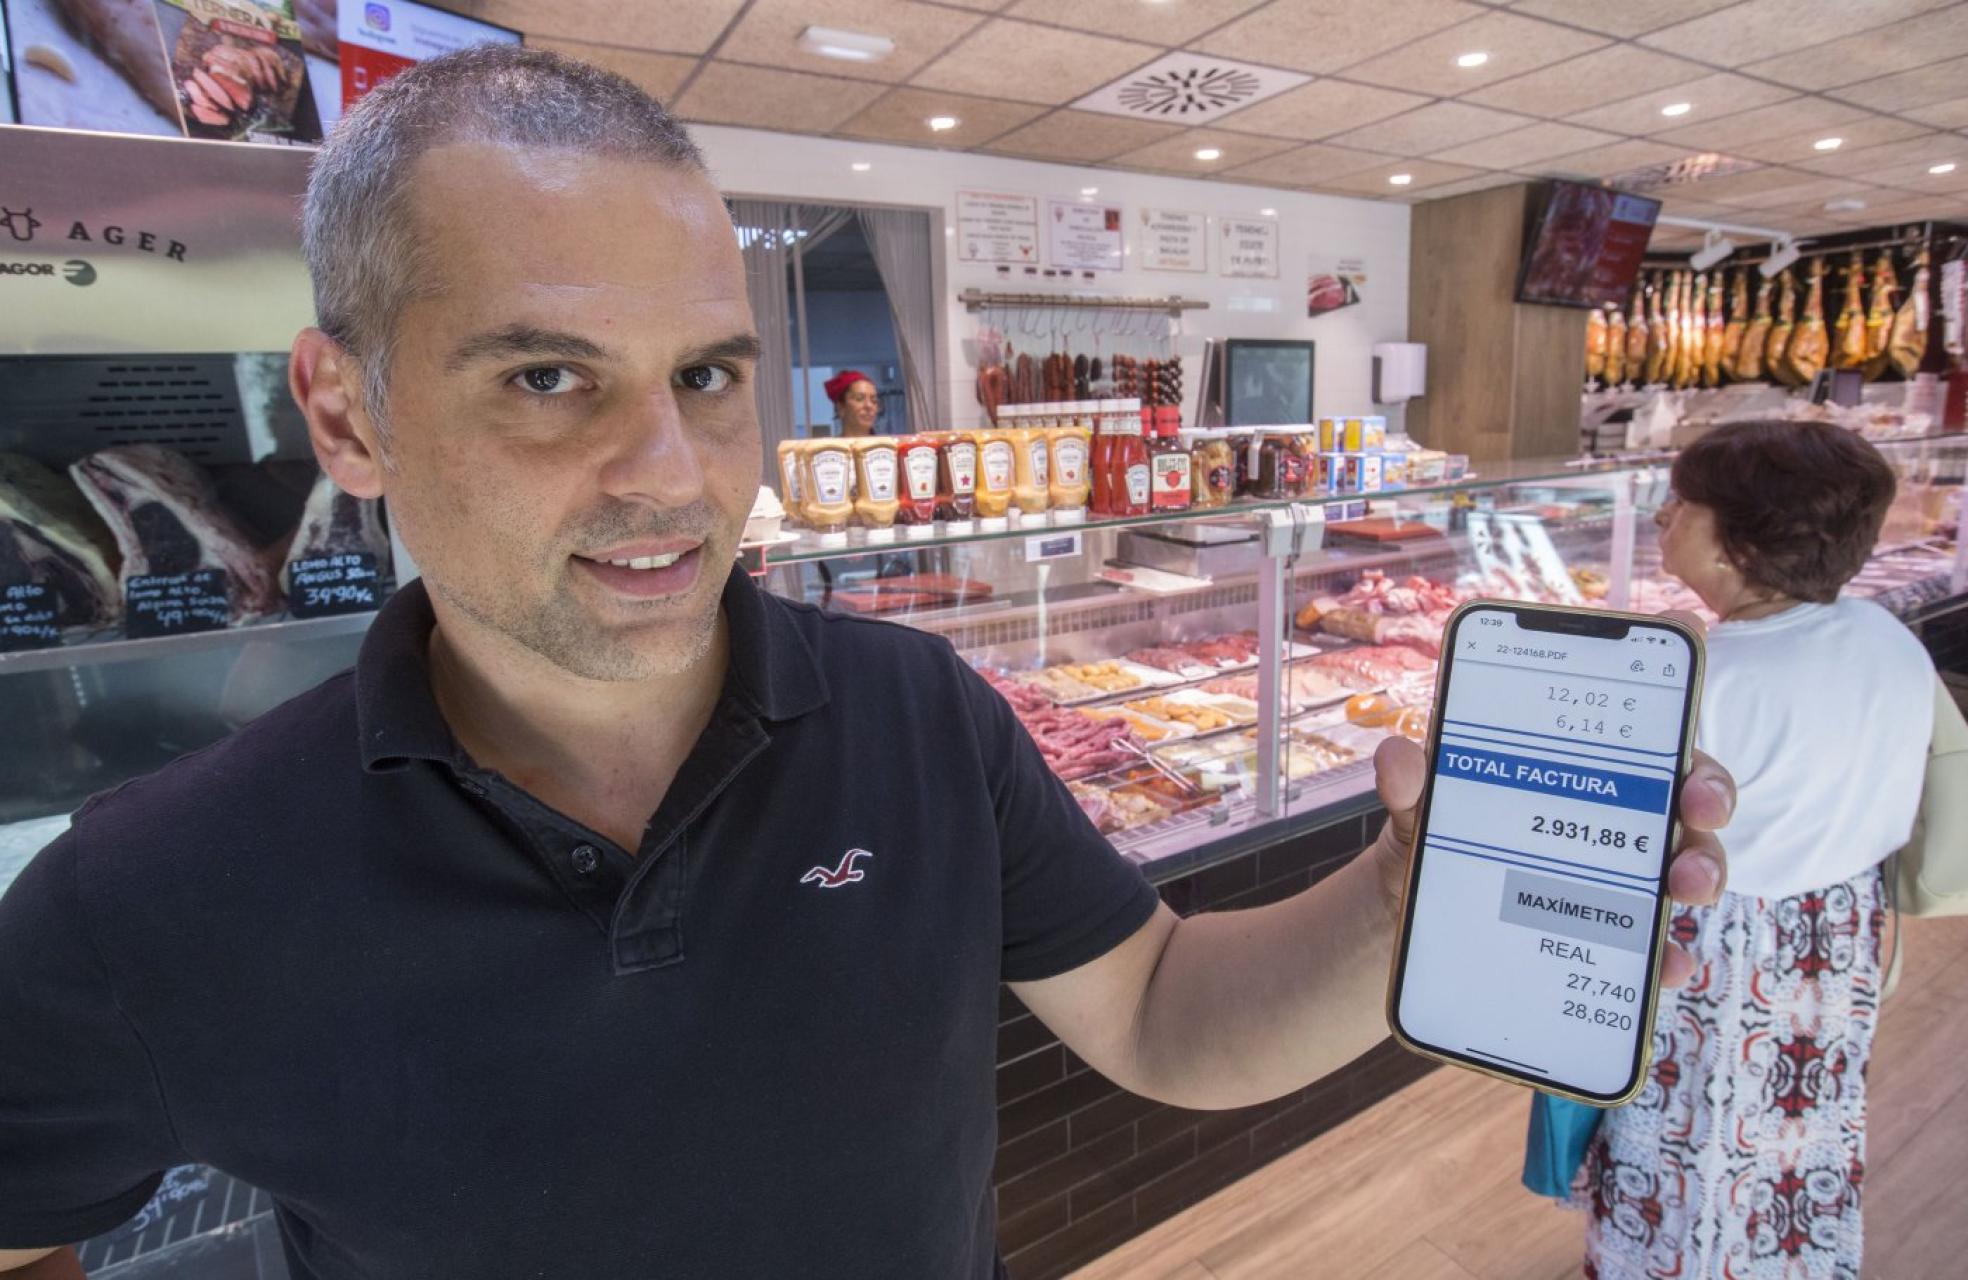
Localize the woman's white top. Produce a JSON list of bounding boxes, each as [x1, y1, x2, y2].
[[1695, 597, 1935, 899]]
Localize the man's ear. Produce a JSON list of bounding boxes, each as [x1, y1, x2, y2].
[[290, 328, 388, 499]]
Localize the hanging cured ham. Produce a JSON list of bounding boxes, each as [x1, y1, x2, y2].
[[1787, 260, 1830, 385], [1624, 283, 1650, 382], [1585, 306, 1608, 384], [1606, 305, 1628, 386], [1678, 273, 1700, 389], [1734, 274, 1773, 382], [1645, 273, 1670, 384], [1678, 273, 1703, 389], [1833, 252, 1868, 371], [1862, 250, 1898, 380], [1766, 271, 1798, 385], [1720, 269, 1749, 379], [1889, 249, 1931, 377], [1702, 272, 1725, 386]]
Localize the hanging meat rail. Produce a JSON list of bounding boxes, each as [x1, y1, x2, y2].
[[959, 288, 1210, 315]]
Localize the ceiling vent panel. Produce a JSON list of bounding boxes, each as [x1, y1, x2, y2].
[[1072, 52, 1311, 123]]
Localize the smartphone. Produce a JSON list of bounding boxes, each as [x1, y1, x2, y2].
[[1387, 601, 1704, 1105]]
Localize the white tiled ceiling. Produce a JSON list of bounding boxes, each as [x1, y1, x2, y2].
[[494, 0, 1968, 233]]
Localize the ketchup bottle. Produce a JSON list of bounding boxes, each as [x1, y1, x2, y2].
[[1114, 397, 1150, 517], [1089, 400, 1116, 516]]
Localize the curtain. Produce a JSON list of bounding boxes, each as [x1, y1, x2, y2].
[[729, 199, 798, 482], [858, 207, 939, 437]]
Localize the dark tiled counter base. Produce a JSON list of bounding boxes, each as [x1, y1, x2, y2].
[[995, 809, 1439, 1280]]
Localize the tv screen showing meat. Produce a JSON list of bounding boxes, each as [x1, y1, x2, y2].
[[1514, 181, 1661, 310]]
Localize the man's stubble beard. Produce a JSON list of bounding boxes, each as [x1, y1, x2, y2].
[[429, 564, 720, 682]]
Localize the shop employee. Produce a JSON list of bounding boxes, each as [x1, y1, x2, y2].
[[0, 47, 1736, 1280]]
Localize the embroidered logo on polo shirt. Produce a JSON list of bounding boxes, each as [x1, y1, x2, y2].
[[801, 848, 872, 889]]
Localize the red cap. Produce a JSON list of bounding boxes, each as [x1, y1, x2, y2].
[[823, 370, 874, 403]]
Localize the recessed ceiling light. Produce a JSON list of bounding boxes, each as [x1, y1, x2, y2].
[[1081, 186, 1099, 196], [1194, 147, 1222, 161], [1931, 162, 1958, 175], [1824, 197, 1866, 212], [1814, 136, 1843, 151], [1456, 51, 1489, 68], [1388, 173, 1414, 186], [797, 25, 895, 63], [926, 115, 959, 132], [1260, 207, 1277, 216], [851, 161, 872, 172], [1660, 102, 1692, 117]]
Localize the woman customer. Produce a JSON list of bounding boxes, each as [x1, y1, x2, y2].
[[1573, 420, 1937, 1279], [824, 369, 881, 436]]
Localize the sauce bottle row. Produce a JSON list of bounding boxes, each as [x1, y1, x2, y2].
[[774, 419, 1097, 545]]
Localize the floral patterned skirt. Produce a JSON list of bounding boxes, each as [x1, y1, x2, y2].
[[1569, 865, 1885, 1280]]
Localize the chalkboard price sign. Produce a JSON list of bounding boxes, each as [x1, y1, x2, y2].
[[126, 571, 230, 638], [289, 552, 382, 618], [1, 582, 61, 652]]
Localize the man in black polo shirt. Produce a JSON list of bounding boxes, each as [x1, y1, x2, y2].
[[0, 47, 1735, 1280]]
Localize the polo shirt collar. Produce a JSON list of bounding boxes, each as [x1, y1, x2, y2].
[[354, 566, 828, 773]]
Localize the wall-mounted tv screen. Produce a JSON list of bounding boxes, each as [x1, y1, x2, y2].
[[1225, 339, 1315, 426], [1514, 180, 1661, 309]]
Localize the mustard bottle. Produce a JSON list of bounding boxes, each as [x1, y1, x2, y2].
[[974, 427, 1016, 529], [851, 437, 900, 543], [1047, 412, 1092, 523], [1010, 413, 1050, 524], [775, 439, 806, 527], [801, 438, 855, 547]]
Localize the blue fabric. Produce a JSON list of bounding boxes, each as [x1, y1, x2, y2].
[[1523, 1090, 1605, 1198]]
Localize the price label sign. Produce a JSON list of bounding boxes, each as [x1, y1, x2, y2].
[[126, 571, 229, 638], [288, 552, 383, 618], [1, 582, 62, 653]]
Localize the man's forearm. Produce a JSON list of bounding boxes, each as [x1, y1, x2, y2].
[[1130, 846, 1401, 1109], [0, 1248, 80, 1278]]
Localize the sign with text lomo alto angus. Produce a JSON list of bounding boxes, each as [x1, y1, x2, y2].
[[0, 125, 315, 355]]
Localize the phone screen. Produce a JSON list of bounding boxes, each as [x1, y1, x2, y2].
[[1390, 604, 1700, 1102]]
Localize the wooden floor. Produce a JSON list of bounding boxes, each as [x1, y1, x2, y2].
[[1070, 913, 1968, 1280]]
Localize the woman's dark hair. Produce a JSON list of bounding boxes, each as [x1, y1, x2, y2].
[[1670, 419, 1897, 603]]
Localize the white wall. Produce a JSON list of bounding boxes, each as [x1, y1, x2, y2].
[[692, 125, 1413, 435]]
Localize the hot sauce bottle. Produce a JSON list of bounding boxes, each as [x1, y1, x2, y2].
[[937, 430, 978, 532], [1148, 405, 1192, 512], [894, 433, 941, 538]]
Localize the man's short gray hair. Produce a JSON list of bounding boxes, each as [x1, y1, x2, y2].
[[301, 44, 707, 435]]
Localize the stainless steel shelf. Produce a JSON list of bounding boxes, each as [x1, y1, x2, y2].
[[0, 610, 378, 676]]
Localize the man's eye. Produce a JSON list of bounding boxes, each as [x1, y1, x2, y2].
[[516, 366, 581, 395], [679, 365, 734, 394]]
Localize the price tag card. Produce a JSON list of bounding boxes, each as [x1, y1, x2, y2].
[[1, 582, 62, 653], [288, 552, 383, 618], [126, 571, 230, 638]]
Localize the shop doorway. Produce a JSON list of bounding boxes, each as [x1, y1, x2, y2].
[[729, 199, 940, 476]]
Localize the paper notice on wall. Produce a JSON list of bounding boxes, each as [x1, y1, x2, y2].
[[1218, 215, 1278, 279], [958, 189, 1040, 265], [1308, 253, 1366, 317], [1139, 208, 1206, 273], [1046, 199, 1123, 272]]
